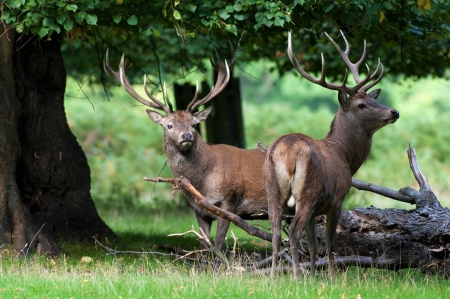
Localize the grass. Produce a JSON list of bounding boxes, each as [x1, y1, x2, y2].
[[1, 208, 450, 298]]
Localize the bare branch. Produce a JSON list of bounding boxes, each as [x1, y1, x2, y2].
[[144, 176, 287, 246], [351, 178, 415, 204], [408, 143, 430, 190]]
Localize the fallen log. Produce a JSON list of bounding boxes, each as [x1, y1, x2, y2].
[[146, 144, 450, 276]]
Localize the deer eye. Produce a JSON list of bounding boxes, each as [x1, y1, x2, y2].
[[358, 103, 366, 109], [167, 124, 173, 129]]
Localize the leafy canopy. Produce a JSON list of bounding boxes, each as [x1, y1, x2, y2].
[[1, 0, 450, 82]]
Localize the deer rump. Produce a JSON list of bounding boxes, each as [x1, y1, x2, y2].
[[264, 133, 351, 217]]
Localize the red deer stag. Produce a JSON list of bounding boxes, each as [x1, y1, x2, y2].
[[104, 51, 267, 251], [264, 32, 399, 278]]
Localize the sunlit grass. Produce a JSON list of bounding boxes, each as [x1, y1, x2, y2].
[[1, 208, 449, 299]]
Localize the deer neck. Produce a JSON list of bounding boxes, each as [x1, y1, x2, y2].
[[324, 110, 373, 175], [163, 131, 212, 187]]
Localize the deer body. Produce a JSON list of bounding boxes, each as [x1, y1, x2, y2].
[[105, 53, 268, 250], [152, 109, 267, 249], [265, 32, 399, 278]]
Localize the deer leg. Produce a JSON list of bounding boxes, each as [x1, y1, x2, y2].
[[214, 217, 231, 252], [305, 216, 317, 278], [289, 209, 313, 279], [269, 202, 283, 276], [195, 212, 212, 249], [325, 204, 342, 277]]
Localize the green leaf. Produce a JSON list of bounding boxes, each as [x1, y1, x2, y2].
[[185, 30, 195, 38], [262, 18, 273, 27], [85, 14, 97, 25], [234, 3, 243, 12], [64, 19, 74, 31], [201, 18, 212, 27], [383, 2, 393, 10], [75, 11, 86, 24], [225, 5, 234, 12], [173, 10, 182, 20], [66, 4, 78, 12], [127, 15, 138, 25], [184, 3, 197, 12], [255, 12, 264, 22], [274, 18, 284, 27], [324, 4, 334, 13], [16, 23, 23, 33], [42, 18, 54, 27], [38, 26, 49, 37], [113, 14, 122, 24], [224, 24, 237, 36], [218, 9, 230, 20], [56, 14, 66, 25], [8, 0, 22, 9], [234, 13, 248, 21], [143, 27, 153, 36]]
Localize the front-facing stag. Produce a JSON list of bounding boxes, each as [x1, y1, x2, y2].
[[104, 51, 267, 251], [264, 32, 399, 277]]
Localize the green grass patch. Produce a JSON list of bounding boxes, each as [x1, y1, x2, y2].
[[1, 208, 449, 299]]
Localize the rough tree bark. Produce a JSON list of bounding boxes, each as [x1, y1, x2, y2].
[[146, 145, 450, 276], [0, 31, 115, 256]]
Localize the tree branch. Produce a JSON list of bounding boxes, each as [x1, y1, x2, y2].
[[144, 176, 279, 245]]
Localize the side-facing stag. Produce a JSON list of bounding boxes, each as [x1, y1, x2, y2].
[[104, 51, 267, 251], [264, 32, 399, 277]]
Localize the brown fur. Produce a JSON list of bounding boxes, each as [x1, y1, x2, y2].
[[264, 90, 399, 277], [148, 108, 267, 250]]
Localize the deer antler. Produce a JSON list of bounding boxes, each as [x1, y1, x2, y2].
[[186, 51, 230, 112], [287, 31, 384, 95], [104, 49, 173, 115]]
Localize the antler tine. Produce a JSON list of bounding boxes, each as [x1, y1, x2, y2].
[[287, 31, 350, 92], [359, 61, 384, 92], [325, 31, 383, 94], [187, 52, 230, 112], [162, 82, 174, 112], [325, 31, 367, 84], [185, 80, 200, 112], [104, 49, 171, 113], [143, 77, 172, 115]]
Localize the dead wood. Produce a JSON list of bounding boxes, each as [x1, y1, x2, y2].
[[145, 144, 450, 276]]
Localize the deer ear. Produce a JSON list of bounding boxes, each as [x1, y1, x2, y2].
[[338, 91, 350, 110], [368, 89, 381, 100], [146, 109, 165, 125], [193, 106, 213, 124]]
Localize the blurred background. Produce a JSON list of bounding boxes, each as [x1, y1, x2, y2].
[[65, 60, 450, 220]]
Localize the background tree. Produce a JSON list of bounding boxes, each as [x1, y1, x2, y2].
[[0, 0, 449, 256]]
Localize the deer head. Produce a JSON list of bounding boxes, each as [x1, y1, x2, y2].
[[288, 31, 399, 137], [104, 50, 230, 151]]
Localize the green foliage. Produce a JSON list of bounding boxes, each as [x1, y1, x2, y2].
[[65, 78, 176, 211], [65, 67, 450, 213], [2, 0, 450, 81]]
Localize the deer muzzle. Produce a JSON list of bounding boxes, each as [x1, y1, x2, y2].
[[179, 132, 194, 150], [385, 109, 400, 123]]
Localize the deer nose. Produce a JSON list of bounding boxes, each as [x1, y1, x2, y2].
[[391, 109, 400, 119], [181, 133, 193, 141]]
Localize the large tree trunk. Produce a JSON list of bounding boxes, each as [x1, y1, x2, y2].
[[0, 31, 115, 256]]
